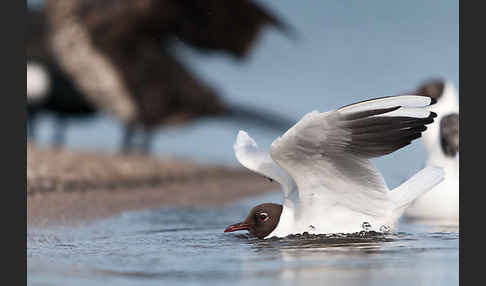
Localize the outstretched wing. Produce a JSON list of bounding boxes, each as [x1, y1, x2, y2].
[[270, 95, 436, 215]]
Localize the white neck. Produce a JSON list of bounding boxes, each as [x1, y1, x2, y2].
[[266, 204, 296, 238]]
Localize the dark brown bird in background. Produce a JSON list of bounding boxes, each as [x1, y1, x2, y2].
[[27, 8, 98, 146], [37, 0, 295, 154]]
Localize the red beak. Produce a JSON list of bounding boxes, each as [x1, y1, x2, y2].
[[224, 222, 251, 233]]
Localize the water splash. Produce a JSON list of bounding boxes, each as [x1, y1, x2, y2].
[[265, 230, 392, 244], [362, 222, 372, 231], [379, 225, 391, 233]]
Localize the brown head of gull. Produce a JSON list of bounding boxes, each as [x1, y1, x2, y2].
[[225, 203, 283, 239]]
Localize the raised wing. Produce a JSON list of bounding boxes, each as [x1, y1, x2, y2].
[[234, 131, 298, 204], [270, 95, 436, 216]]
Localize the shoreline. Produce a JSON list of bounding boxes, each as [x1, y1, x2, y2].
[[27, 145, 278, 228]]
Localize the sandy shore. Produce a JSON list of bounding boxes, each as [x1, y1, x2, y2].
[[27, 145, 277, 227]]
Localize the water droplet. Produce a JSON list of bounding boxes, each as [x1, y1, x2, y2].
[[362, 222, 372, 231], [379, 225, 391, 233]]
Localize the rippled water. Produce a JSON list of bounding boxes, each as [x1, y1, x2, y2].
[[27, 192, 458, 286]]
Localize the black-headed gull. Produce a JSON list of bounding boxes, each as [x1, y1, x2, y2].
[[405, 80, 459, 224], [225, 95, 444, 238]]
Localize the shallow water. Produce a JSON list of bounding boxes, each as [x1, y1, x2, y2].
[[27, 192, 458, 286]]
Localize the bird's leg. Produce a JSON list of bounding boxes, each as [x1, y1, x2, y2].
[[121, 122, 136, 154], [53, 116, 67, 149], [140, 128, 154, 155], [27, 115, 37, 141]]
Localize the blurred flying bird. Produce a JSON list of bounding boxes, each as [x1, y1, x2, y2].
[[404, 79, 459, 225], [27, 9, 98, 146], [42, 0, 295, 154]]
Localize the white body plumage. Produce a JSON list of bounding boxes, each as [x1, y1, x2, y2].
[[234, 95, 445, 238]]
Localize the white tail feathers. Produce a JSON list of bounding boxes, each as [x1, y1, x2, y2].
[[390, 166, 445, 210]]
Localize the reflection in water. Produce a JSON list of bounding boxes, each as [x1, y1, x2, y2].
[[403, 217, 460, 232], [233, 229, 458, 286], [246, 234, 389, 284]]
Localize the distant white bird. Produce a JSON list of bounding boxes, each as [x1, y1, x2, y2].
[[27, 61, 51, 139], [27, 61, 51, 104], [224, 95, 444, 239], [405, 80, 459, 225]]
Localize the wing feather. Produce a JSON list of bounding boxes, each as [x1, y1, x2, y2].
[[233, 131, 298, 202], [270, 95, 436, 216]]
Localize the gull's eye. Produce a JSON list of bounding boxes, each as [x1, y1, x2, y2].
[[264, 176, 274, 182], [256, 212, 269, 222]]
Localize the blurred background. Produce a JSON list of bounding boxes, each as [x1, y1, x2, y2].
[[27, 0, 458, 189], [27, 1, 459, 285]]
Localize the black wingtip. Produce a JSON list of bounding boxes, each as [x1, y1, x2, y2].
[[430, 98, 438, 105], [413, 125, 427, 132], [430, 112, 438, 118]]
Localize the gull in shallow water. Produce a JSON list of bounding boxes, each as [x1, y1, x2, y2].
[[224, 95, 444, 239], [405, 79, 459, 225]]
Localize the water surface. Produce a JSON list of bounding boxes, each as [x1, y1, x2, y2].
[[27, 192, 458, 286]]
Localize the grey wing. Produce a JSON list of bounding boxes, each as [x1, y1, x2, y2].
[[270, 95, 436, 214], [440, 113, 459, 157]]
